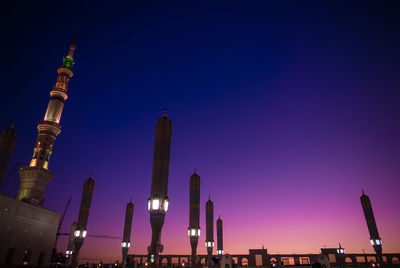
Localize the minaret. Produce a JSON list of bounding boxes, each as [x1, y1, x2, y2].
[[360, 190, 383, 265], [122, 200, 134, 268], [72, 174, 95, 267], [205, 197, 214, 267], [188, 169, 201, 266], [147, 109, 172, 266], [217, 216, 223, 257], [17, 37, 77, 205], [65, 221, 77, 261], [0, 123, 17, 187]]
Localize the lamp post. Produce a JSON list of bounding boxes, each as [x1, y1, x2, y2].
[[71, 174, 94, 267], [361, 191, 383, 267], [370, 239, 383, 267], [188, 169, 201, 267], [122, 200, 134, 268], [148, 110, 172, 267], [66, 221, 77, 264], [336, 243, 345, 268], [216, 217, 223, 258], [72, 229, 87, 266], [205, 197, 214, 267], [121, 242, 131, 267]]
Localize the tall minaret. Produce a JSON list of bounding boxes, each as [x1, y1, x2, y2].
[[0, 123, 17, 186], [72, 174, 95, 267], [17, 37, 77, 205], [217, 216, 223, 257], [188, 169, 201, 266], [205, 197, 214, 267], [122, 200, 134, 268], [147, 109, 172, 266], [360, 190, 383, 265]]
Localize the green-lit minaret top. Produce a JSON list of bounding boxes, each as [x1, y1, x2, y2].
[[61, 35, 76, 70]]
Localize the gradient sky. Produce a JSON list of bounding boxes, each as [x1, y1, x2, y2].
[[1, 1, 400, 263]]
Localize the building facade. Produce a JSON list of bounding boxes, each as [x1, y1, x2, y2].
[[0, 38, 76, 266]]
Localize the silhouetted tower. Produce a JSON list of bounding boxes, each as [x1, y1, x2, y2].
[[65, 221, 77, 261], [17, 37, 76, 205], [122, 200, 134, 268], [147, 109, 172, 266], [205, 197, 214, 266], [217, 216, 223, 257], [0, 123, 17, 186], [72, 175, 95, 267], [361, 190, 383, 265], [188, 169, 201, 266]]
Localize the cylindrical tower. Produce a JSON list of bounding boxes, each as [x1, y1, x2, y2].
[[360, 190, 383, 265], [72, 174, 95, 267], [205, 197, 214, 266], [147, 109, 172, 266], [0, 123, 17, 187], [122, 200, 134, 268], [66, 221, 77, 261], [17, 37, 76, 205], [188, 169, 201, 266], [217, 216, 223, 257]]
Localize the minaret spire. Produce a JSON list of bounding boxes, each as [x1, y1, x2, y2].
[[67, 35, 77, 59], [17, 38, 77, 205]]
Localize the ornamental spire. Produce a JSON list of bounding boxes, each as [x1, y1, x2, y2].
[[67, 35, 77, 60], [62, 35, 77, 70]]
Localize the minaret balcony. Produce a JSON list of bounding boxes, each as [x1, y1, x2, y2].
[[38, 121, 61, 136], [50, 87, 68, 100]]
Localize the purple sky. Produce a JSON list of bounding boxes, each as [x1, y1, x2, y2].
[[2, 1, 400, 263]]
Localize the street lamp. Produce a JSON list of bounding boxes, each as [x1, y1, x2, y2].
[[205, 241, 214, 248], [121, 242, 131, 249], [370, 239, 382, 246], [337, 243, 346, 268], [74, 229, 87, 238], [148, 196, 169, 213], [188, 228, 201, 238]]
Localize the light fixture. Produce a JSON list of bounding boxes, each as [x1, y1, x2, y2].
[[121, 242, 131, 248], [205, 241, 214, 248], [164, 198, 169, 212], [74, 230, 80, 237], [74, 229, 87, 238], [148, 196, 169, 213], [188, 228, 200, 238], [152, 199, 160, 210]]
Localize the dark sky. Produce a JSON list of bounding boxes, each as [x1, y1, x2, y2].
[[1, 1, 400, 263]]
